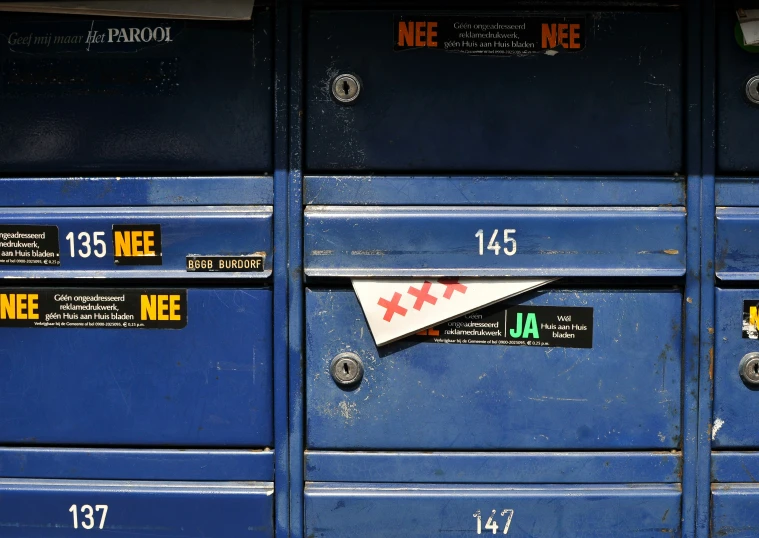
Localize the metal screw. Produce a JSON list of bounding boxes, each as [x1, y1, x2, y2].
[[331, 74, 361, 104], [740, 352, 759, 385], [746, 76, 759, 105], [330, 352, 364, 387]]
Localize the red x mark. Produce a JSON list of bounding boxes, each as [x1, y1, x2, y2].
[[438, 278, 468, 299], [408, 281, 438, 311], [377, 292, 408, 322]]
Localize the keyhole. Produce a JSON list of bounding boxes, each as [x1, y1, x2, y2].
[[343, 362, 351, 376], [342, 80, 351, 96], [753, 362, 758, 376]]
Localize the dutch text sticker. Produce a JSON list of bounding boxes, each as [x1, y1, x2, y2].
[[0, 289, 187, 329], [412, 303, 593, 349], [0, 225, 60, 266], [394, 15, 586, 56]]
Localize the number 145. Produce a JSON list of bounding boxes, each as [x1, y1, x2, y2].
[[475, 229, 517, 256]]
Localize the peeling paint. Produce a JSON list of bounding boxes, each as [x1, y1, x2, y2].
[[712, 418, 725, 440]]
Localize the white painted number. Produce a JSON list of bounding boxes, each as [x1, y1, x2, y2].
[[69, 504, 108, 530], [473, 509, 514, 535], [475, 230, 517, 257], [65, 232, 107, 259]]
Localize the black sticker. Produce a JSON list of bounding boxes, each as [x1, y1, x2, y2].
[[743, 300, 759, 339], [0, 289, 187, 329], [411, 303, 593, 348], [186, 255, 265, 273], [394, 15, 586, 56], [0, 225, 60, 266], [112, 224, 162, 266]]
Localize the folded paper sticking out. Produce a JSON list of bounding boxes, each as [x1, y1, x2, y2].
[[738, 9, 759, 45], [0, 1, 255, 20], [352, 277, 556, 346]]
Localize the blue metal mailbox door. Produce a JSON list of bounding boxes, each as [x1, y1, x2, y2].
[[0, 479, 273, 537], [0, 8, 273, 173], [306, 287, 682, 450], [0, 207, 272, 279], [712, 288, 759, 448], [716, 208, 759, 280], [306, 9, 682, 173], [305, 483, 681, 537], [712, 485, 759, 538], [0, 288, 272, 447], [304, 206, 686, 278], [716, 9, 759, 174]]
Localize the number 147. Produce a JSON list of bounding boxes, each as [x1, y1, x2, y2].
[[473, 509, 514, 534]]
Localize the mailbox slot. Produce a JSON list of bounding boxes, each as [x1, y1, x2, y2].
[[306, 8, 683, 173], [0, 479, 274, 537], [306, 483, 681, 537], [306, 287, 682, 450], [0, 288, 273, 447]]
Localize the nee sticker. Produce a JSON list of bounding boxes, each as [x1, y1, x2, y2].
[[394, 15, 586, 56], [112, 224, 162, 266], [0, 289, 186, 329]]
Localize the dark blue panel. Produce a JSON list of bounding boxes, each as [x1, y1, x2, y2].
[[0, 207, 272, 279], [716, 10, 759, 174], [304, 206, 685, 277], [0, 10, 272, 173], [0, 448, 273, 481], [305, 451, 681, 483], [712, 485, 759, 537], [712, 453, 759, 483], [305, 483, 681, 538], [0, 176, 273, 207], [713, 288, 759, 448], [306, 288, 682, 450], [716, 208, 759, 280], [0, 479, 273, 537], [306, 10, 682, 173], [0, 288, 272, 446], [305, 176, 685, 206]]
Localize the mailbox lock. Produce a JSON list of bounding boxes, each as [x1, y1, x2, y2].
[[331, 74, 361, 104], [330, 352, 364, 387], [746, 76, 759, 105], [739, 352, 759, 385]]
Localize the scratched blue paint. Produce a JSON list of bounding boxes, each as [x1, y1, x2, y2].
[[305, 176, 685, 206], [305, 451, 681, 484], [712, 453, 759, 483], [0, 207, 272, 279], [715, 208, 759, 280], [0, 448, 273, 481], [0, 479, 274, 537], [711, 288, 759, 448], [305, 206, 686, 277], [306, 287, 682, 450], [1, 176, 274, 207], [716, 179, 759, 207], [0, 288, 272, 446], [305, 483, 681, 538], [712, 485, 759, 537], [306, 9, 683, 174]]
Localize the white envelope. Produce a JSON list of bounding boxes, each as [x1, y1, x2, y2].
[[0, 1, 255, 20], [352, 277, 556, 346]]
